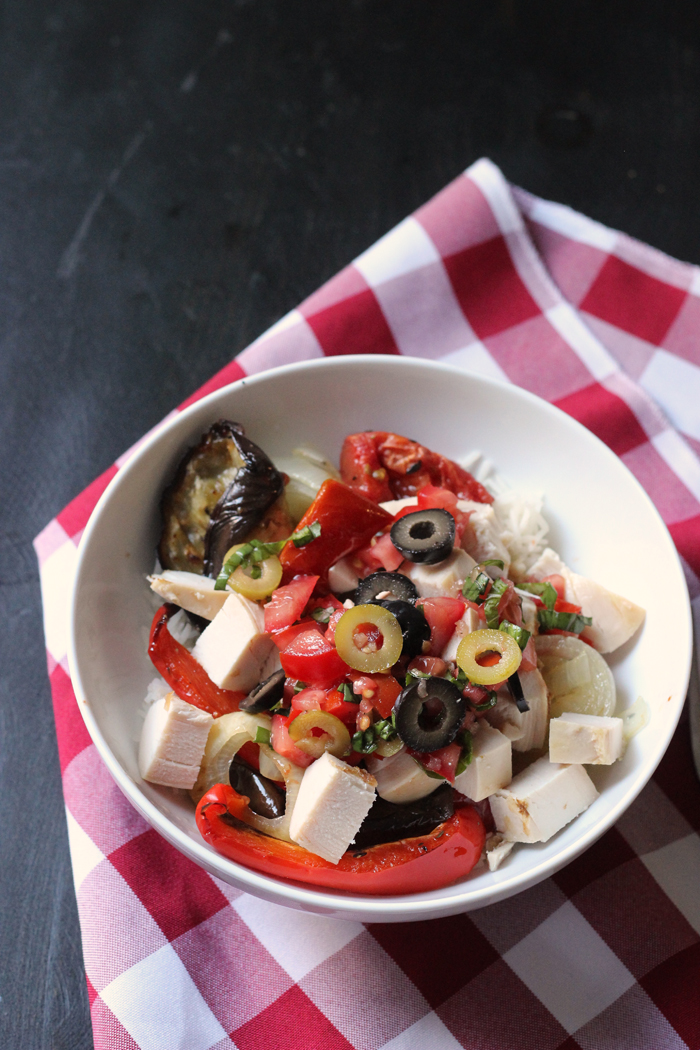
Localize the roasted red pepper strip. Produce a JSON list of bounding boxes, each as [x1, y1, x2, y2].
[[196, 783, 485, 895], [148, 603, 244, 717], [279, 479, 392, 583], [341, 431, 493, 504]]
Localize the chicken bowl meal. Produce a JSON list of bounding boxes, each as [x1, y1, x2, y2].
[[69, 356, 692, 921]]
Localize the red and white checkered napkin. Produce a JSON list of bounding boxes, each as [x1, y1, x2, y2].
[[35, 158, 700, 1050]]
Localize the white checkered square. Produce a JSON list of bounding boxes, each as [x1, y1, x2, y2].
[[65, 807, 105, 891], [379, 1010, 464, 1050], [503, 901, 635, 1034], [640, 347, 700, 443], [233, 895, 363, 981], [642, 832, 700, 936], [441, 340, 510, 382], [101, 942, 227, 1050], [38, 533, 78, 663], [354, 216, 441, 285]]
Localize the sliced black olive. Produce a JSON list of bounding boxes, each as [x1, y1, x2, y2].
[[394, 676, 467, 752], [354, 571, 419, 604], [390, 508, 455, 565], [229, 757, 285, 819], [158, 420, 288, 576], [352, 783, 454, 849], [374, 599, 430, 658], [507, 671, 530, 713], [239, 668, 286, 713]]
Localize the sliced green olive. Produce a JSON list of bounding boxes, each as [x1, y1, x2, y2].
[[288, 711, 351, 758], [456, 628, 522, 685], [223, 542, 283, 600], [333, 603, 404, 673]]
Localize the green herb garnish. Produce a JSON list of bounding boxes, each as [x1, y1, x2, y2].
[[538, 609, 592, 634], [518, 580, 558, 610], [499, 620, 531, 650], [312, 606, 332, 624], [254, 727, 271, 745], [214, 521, 322, 590]]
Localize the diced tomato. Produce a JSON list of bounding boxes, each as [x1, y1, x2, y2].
[[408, 742, 462, 784], [419, 597, 466, 656], [347, 671, 403, 719], [279, 626, 350, 686], [271, 617, 316, 651], [544, 628, 595, 647], [416, 485, 469, 545], [236, 741, 260, 770], [279, 480, 392, 582], [554, 598, 583, 614], [407, 655, 447, 678], [324, 607, 345, 644], [270, 713, 313, 768], [355, 531, 404, 573], [290, 685, 327, 712], [264, 575, 319, 632], [520, 636, 538, 671], [463, 681, 491, 705], [320, 687, 361, 728], [497, 579, 522, 627], [544, 574, 567, 601]]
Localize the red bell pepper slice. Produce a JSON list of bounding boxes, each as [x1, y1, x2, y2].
[[196, 783, 486, 895], [278, 625, 350, 687], [279, 479, 392, 582], [148, 603, 244, 717]]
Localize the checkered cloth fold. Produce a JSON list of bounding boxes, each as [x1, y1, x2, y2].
[[35, 158, 700, 1050]]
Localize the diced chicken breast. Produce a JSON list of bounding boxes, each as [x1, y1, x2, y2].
[[402, 548, 477, 598], [328, 556, 360, 594], [529, 547, 645, 654], [441, 606, 481, 662], [289, 752, 377, 863], [549, 712, 624, 765], [366, 749, 441, 804], [139, 692, 213, 789], [149, 570, 229, 620], [191, 592, 274, 692], [490, 756, 598, 843], [453, 722, 512, 802], [485, 668, 549, 753], [457, 499, 511, 576], [485, 832, 515, 871]]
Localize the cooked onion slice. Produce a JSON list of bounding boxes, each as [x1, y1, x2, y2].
[[535, 634, 615, 717]]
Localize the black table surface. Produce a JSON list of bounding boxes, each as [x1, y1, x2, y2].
[[3, 1, 699, 1046]]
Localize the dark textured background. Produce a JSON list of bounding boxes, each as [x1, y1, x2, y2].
[[2, 1, 700, 1046]]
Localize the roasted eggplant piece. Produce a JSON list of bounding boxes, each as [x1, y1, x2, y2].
[[158, 420, 290, 576], [352, 783, 455, 849]]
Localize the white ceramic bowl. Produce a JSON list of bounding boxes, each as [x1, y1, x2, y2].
[[69, 356, 692, 922]]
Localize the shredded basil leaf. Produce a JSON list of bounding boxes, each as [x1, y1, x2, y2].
[[499, 620, 531, 650], [481, 559, 505, 570], [341, 682, 359, 704], [293, 681, 308, 694], [291, 520, 322, 548], [374, 717, 398, 742], [254, 727, 271, 745], [483, 591, 502, 629], [405, 668, 431, 686], [312, 606, 332, 624], [538, 609, 592, 634], [455, 731, 473, 775], [518, 580, 558, 610], [462, 571, 491, 602], [472, 691, 498, 712], [269, 700, 290, 715]]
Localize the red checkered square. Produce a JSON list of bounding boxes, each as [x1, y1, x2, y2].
[[56, 465, 118, 539], [438, 958, 569, 1050], [568, 857, 699, 979], [305, 285, 400, 357], [415, 172, 501, 257], [553, 827, 636, 899], [640, 942, 700, 1048], [553, 382, 649, 456], [50, 663, 93, 773], [525, 219, 609, 307], [662, 289, 700, 367], [443, 235, 541, 340], [110, 829, 229, 942], [652, 723, 700, 833], [670, 513, 700, 579], [616, 779, 694, 857], [580, 255, 687, 346], [91, 995, 141, 1050], [232, 984, 353, 1050], [173, 907, 292, 1032], [300, 265, 369, 317], [484, 313, 595, 401], [301, 930, 429, 1048], [368, 915, 498, 1010], [64, 744, 150, 856], [622, 441, 700, 525]]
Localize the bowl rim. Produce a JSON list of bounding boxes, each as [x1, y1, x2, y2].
[[68, 354, 693, 918]]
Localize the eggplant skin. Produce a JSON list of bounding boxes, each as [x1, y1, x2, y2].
[[352, 783, 455, 850], [158, 420, 289, 576]]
